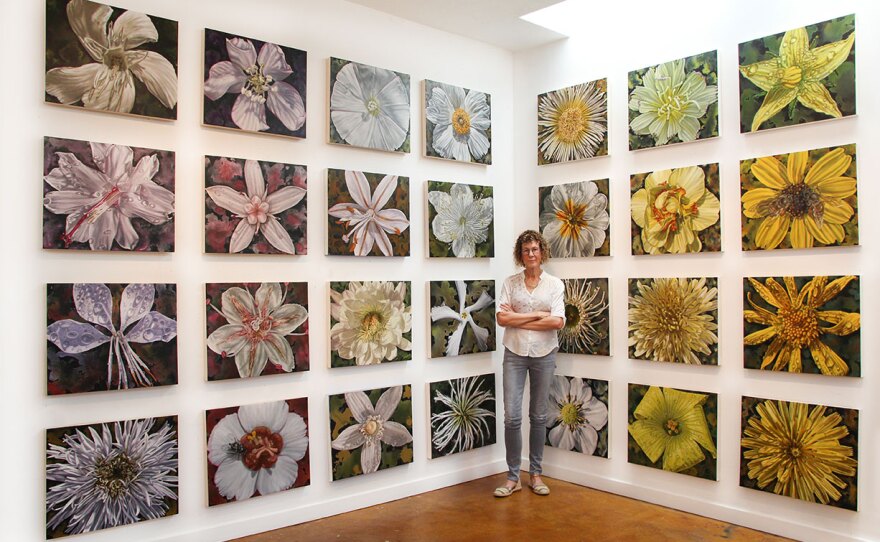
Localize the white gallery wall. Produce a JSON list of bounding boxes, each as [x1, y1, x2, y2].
[[2, 1, 516, 540], [512, 1, 878, 541]]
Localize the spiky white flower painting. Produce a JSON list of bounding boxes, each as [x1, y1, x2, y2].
[[427, 181, 494, 258], [206, 398, 309, 505], [430, 280, 496, 358], [46, 416, 178, 538], [538, 79, 608, 165], [546, 376, 608, 457], [424, 80, 491, 164], [558, 278, 610, 356], [45, 0, 178, 120], [430, 374, 496, 458]]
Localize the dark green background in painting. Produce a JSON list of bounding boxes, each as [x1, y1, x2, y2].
[[429, 280, 496, 358], [740, 396, 858, 510], [739, 15, 855, 132], [743, 276, 860, 377], [627, 384, 717, 481], [45, 0, 178, 119], [329, 385, 413, 481], [628, 51, 718, 150], [429, 374, 497, 458], [538, 179, 611, 257], [424, 80, 491, 164], [327, 169, 410, 256], [426, 181, 494, 258], [545, 377, 609, 458]]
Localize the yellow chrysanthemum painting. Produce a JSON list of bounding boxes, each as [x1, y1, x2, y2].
[[740, 144, 858, 251], [741, 396, 858, 510]]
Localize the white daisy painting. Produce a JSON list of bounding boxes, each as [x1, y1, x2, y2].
[[427, 181, 494, 258], [546, 376, 609, 457], [424, 80, 491, 164], [538, 179, 610, 258], [330, 385, 414, 480], [538, 79, 608, 165], [430, 374, 496, 458], [45, 0, 178, 120], [430, 280, 496, 358], [206, 398, 309, 506], [46, 416, 178, 538]]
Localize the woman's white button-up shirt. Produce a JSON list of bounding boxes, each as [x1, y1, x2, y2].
[[498, 270, 565, 357]]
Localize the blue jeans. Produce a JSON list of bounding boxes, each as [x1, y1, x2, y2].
[[502, 347, 556, 482]]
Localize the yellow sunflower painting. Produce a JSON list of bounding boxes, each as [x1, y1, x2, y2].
[[743, 276, 860, 377], [740, 144, 858, 250]]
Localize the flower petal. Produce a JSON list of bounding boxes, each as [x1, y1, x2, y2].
[[739, 58, 781, 93], [279, 413, 309, 461], [118, 283, 155, 330], [83, 67, 135, 113], [45, 64, 103, 105], [344, 170, 372, 209], [750, 86, 799, 132], [221, 287, 255, 325], [751, 156, 789, 190], [270, 303, 308, 335], [371, 175, 399, 210], [331, 424, 366, 451], [267, 81, 305, 131], [575, 424, 599, 454], [214, 454, 257, 501], [229, 219, 256, 253], [72, 283, 114, 329], [43, 191, 97, 215], [204, 60, 245, 101], [255, 282, 283, 313], [232, 94, 269, 132], [779, 27, 810, 66], [208, 412, 246, 466], [803, 32, 855, 81], [207, 324, 248, 356], [255, 455, 298, 496], [236, 342, 269, 378], [381, 421, 413, 446], [786, 152, 809, 186], [360, 438, 381, 474], [239, 400, 289, 433], [109, 9, 158, 49], [796, 82, 842, 119], [804, 148, 851, 186], [257, 43, 293, 80], [754, 215, 791, 250], [374, 208, 410, 235], [368, 221, 393, 256], [66, 0, 111, 61], [243, 160, 266, 200], [266, 186, 306, 214], [126, 311, 177, 344], [789, 218, 812, 249], [809, 340, 848, 376], [225, 37, 258, 71], [47, 320, 110, 353], [261, 218, 297, 254], [375, 386, 403, 421], [741, 188, 778, 218], [206, 185, 249, 216], [345, 391, 375, 423]]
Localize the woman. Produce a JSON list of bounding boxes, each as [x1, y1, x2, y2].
[[494, 230, 565, 497]]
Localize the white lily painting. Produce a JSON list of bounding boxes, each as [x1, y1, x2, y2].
[[430, 374, 496, 458], [203, 29, 306, 138], [205, 156, 307, 255], [43, 137, 175, 252], [45, 0, 178, 119], [424, 80, 491, 164], [546, 376, 609, 457], [430, 280, 496, 358], [427, 181, 494, 258], [328, 169, 410, 256], [47, 283, 178, 395], [329, 58, 410, 153], [330, 385, 414, 480]]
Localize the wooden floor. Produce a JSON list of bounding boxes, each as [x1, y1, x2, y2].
[[232, 474, 792, 542]]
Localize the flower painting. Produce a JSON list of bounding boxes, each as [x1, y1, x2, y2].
[[628, 51, 718, 150], [329, 57, 410, 152], [630, 163, 721, 255], [427, 181, 494, 258], [628, 277, 718, 365], [45, 0, 178, 119], [425, 80, 491, 164], [330, 385, 414, 480], [329, 281, 412, 368], [203, 28, 306, 138], [538, 179, 610, 258], [43, 137, 175, 252], [206, 398, 309, 506], [537, 79, 608, 165], [739, 15, 855, 133], [327, 168, 410, 256], [741, 144, 858, 251], [741, 396, 858, 510], [47, 283, 177, 395], [546, 376, 608, 458], [743, 276, 860, 377], [558, 278, 609, 356], [206, 282, 308, 381], [205, 156, 306, 255], [430, 280, 496, 358], [46, 416, 178, 538], [628, 384, 717, 480], [430, 374, 496, 458]]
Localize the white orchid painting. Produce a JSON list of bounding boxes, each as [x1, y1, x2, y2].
[[45, 0, 178, 119], [203, 29, 306, 138], [424, 80, 491, 164], [43, 137, 175, 252], [206, 398, 309, 506], [430, 374, 496, 458], [427, 181, 494, 258], [430, 280, 496, 358], [205, 156, 307, 255], [546, 376, 609, 457], [206, 282, 309, 381], [330, 385, 414, 480], [47, 283, 177, 395], [327, 169, 410, 256], [538, 179, 610, 258], [329, 58, 410, 153]]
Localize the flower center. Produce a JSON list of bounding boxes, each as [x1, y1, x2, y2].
[[244, 196, 270, 225], [564, 303, 582, 331], [60, 186, 123, 247], [244, 313, 273, 341], [451, 108, 471, 135], [243, 63, 274, 102], [650, 186, 699, 233], [359, 310, 386, 341], [657, 87, 686, 122], [656, 304, 684, 333], [555, 100, 589, 144], [361, 415, 384, 441], [761, 183, 823, 221], [787, 444, 803, 459], [780, 66, 803, 89], [102, 47, 129, 71], [664, 418, 681, 436], [560, 402, 583, 427], [240, 426, 283, 471], [94, 453, 138, 499], [777, 306, 819, 348], [366, 97, 381, 117], [555, 198, 589, 241]]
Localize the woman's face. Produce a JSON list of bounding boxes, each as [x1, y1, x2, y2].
[[521, 241, 543, 269]]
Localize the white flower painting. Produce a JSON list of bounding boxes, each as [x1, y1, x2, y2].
[[430, 374, 496, 458], [424, 80, 491, 164], [430, 280, 496, 358], [546, 376, 609, 457], [427, 182, 494, 258], [538, 179, 610, 258]]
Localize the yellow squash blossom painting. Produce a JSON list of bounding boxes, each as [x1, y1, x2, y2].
[[740, 145, 858, 251], [739, 15, 855, 132], [743, 276, 860, 377], [741, 397, 858, 510]]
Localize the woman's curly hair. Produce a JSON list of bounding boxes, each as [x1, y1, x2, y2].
[[513, 229, 550, 267]]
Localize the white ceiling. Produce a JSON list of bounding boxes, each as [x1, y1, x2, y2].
[[345, 0, 567, 51]]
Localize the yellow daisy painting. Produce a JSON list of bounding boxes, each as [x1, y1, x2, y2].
[[743, 276, 860, 377], [741, 396, 858, 510], [740, 144, 858, 251], [739, 15, 855, 133]]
